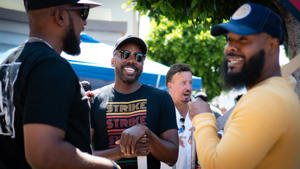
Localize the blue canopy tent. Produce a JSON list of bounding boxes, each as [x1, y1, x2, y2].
[[0, 35, 202, 91]]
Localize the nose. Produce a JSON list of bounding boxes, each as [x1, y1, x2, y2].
[[124, 55, 137, 64], [185, 83, 192, 91], [225, 42, 238, 53]]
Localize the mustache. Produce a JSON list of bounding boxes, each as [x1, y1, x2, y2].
[[121, 63, 138, 71], [184, 89, 192, 94], [226, 52, 245, 58]]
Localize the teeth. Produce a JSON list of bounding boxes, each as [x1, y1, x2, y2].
[[124, 67, 135, 73], [230, 60, 241, 64], [228, 57, 243, 65]]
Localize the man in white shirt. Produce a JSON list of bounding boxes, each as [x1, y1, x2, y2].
[[166, 63, 194, 169]]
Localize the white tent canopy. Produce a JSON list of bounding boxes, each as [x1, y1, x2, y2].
[[0, 35, 202, 90]]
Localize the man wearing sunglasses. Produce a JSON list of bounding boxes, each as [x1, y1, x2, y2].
[[0, 0, 120, 169], [91, 35, 179, 169]]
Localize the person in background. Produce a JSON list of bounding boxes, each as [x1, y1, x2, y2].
[[91, 35, 178, 169], [81, 80, 92, 91], [166, 63, 194, 169], [81, 80, 94, 103], [189, 2, 300, 169], [0, 0, 120, 169]]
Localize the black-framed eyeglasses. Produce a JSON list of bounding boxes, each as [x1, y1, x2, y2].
[[179, 117, 185, 133], [60, 6, 90, 21], [114, 49, 146, 62]]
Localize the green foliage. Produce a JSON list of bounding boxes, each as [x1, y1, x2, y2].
[[128, 0, 273, 24], [146, 17, 226, 100], [128, 0, 274, 99]]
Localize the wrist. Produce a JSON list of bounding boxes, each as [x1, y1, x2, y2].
[[111, 160, 120, 169], [116, 146, 124, 159]]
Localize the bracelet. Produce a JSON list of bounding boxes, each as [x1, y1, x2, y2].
[[111, 160, 120, 169]]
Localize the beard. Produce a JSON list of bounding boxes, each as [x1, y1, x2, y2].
[[63, 15, 81, 55], [115, 63, 142, 84], [221, 49, 265, 89]]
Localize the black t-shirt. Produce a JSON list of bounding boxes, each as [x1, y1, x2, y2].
[[0, 42, 91, 169], [91, 84, 177, 169]]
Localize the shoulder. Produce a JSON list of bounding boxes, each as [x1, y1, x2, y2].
[[21, 42, 71, 67], [93, 84, 114, 98], [245, 77, 292, 109], [141, 84, 170, 97], [234, 81, 289, 124]]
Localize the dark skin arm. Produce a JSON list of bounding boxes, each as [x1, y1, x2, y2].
[[91, 128, 149, 161], [119, 124, 178, 166], [24, 124, 118, 169]]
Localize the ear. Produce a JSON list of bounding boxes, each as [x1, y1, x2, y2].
[[167, 82, 172, 90], [111, 57, 115, 67], [268, 37, 280, 55], [53, 8, 66, 27]]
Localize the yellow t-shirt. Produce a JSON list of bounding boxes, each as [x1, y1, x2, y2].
[[192, 77, 300, 169]]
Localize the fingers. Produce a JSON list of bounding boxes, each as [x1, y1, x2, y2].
[[188, 135, 192, 145], [135, 138, 150, 156], [120, 134, 150, 157], [119, 125, 149, 156], [115, 140, 120, 145], [188, 98, 212, 120], [120, 134, 135, 155], [179, 136, 186, 148]]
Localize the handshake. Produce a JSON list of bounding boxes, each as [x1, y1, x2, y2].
[[116, 124, 150, 158]]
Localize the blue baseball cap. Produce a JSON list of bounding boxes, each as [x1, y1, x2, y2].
[[211, 2, 284, 44], [24, 0, 102, 11]]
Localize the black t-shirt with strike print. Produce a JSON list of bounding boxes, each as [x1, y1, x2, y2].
[[91, 84, 177, 169]]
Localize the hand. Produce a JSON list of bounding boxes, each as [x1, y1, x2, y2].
[[134, 136, 150, 156], [179, 136, 186, 148], [119, 124, 149, 156], [188, 127, 194, 145], [116, 136, 150, 158], [188, 98, 211, 120], [85, 91, 94, 103]]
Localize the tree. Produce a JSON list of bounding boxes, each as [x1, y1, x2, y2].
[[129, 0, 300, 97], [146, 17, 226, 99]]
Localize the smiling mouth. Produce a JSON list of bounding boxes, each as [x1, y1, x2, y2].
[[124, 67, 136, 74], [183, 92, 191, 97], [227, 57, 244, 67]]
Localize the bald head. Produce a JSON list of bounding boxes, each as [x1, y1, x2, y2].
[[27, 7, 55, 33]]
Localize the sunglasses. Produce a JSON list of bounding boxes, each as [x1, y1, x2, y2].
[[179, 117, 185, 133], [60, 6, 90, 21], [115, 49, 146, 62]]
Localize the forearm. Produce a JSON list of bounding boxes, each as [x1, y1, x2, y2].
[[24, 124, 117, 169], [26, 138, 115, 169], [93, 147, 123, 162], [192, 113, 219, 168], [147, 129, 178, 166]]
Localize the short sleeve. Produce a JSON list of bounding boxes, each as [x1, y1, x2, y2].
[[23, 58, 77, 131], [158, 91, 177, 134]]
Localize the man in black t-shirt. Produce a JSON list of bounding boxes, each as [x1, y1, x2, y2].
[[91, 35, 179, 169], [0, 0, 119, 169]]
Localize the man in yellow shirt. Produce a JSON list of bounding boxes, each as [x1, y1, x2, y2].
[[189, 2, 300, 169]]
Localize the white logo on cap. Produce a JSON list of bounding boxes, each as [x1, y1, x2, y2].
[[232, 4, 251, 20]]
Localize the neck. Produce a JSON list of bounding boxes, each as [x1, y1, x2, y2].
[[246, 65, 281, 90], [114, 80, 142, 94], [29, 32, 63, 54], [176, 103, 189, 118]]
